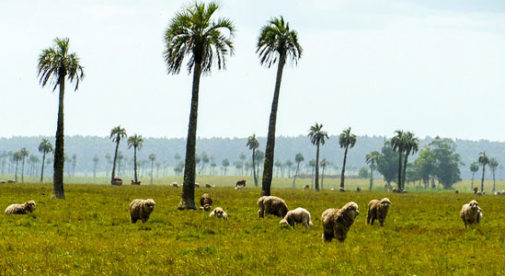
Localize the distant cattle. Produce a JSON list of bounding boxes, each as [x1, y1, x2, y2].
[[236, 179, 246, 187]]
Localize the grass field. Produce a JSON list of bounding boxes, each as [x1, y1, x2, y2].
[[1, 181, 505, 275]]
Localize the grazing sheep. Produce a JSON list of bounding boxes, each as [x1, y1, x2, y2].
[[209, 207, 228, 220], [129, 199, 156, 223], [339, 188, 345, 192], [257, 196, 289, 218], [455, 190, 459, 194], [234, 186, 242, 191], [0, 180, 6, 184], [367, 198, 391, 226], [7, 180, 15, 183], [460, 200, 483, 228], [194, 182, 200, 188], [473, 187, 484, 196], [171, 182, 180, 188], [236, 179, 246, 187], [495, 190, 505, 195], [279, 207, 313, 229], [5, 200, 36, 215], [304, 184, 310, 190], [205, 183, 213, 188], [200, 193, 213, 211], [356, 187, 361, 192], [392, 189, 407, 193], [321, 202, 359, 242]]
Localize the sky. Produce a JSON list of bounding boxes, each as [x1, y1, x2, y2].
[[1, 0, 505, 141]]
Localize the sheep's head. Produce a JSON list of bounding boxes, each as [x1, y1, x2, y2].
[[380, 198, 391, 208], [24, 200, 36, 212], [144, 199, 156, 210], [469, 200, 479, 210], [214, 207, 225, 218], [344, 202, 359, 219]]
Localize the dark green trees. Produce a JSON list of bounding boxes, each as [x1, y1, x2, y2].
[[258, 16, 302, 196], [38, 37, 84, 199], [164, 2, 234, 209], [339, 127, 356, 190], [470, 162, 479, 189], [489, 158, 498, 193], [127, 134, 144, 184], [365, 151, 380, 190]]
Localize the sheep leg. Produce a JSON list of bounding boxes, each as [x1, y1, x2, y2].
[[131, 217, 137, 224], [323, 232, 333, 242]]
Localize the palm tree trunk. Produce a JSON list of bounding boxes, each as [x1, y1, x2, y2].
[[369, 168, 373, 190], [133, 147, 138, 183], [21, 158, 25, 184], [340, 146, 349, 189], [397, 151, 402, 191], [471, 172, 474, 189], [15, 161, 19, 182], [481, 165, 486, 193], [252, 149, 258, 187], [40, 152, 46, 182], [93, 162, 97, 181], [315, 144, 320, 191], [179, 61, 202, 210], [53, 75, 65, 199], [292, 162, 300, 188], [262, 53, 286, 196], [492, 169, 496, 193], [321, 166, 325, 190], [111, 140, 120, 183], [150, 160, 154, 185], [402, 150, 410, 191]]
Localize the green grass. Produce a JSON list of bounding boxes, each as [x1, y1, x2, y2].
[[1, 182, 505, 275]]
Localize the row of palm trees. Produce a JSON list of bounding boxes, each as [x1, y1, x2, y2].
[[475, 152, 499, 193]]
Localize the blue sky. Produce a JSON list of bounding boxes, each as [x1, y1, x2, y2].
[[1, 0, 504, 141]]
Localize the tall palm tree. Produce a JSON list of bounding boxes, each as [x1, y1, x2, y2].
[[366, 151, 380, 191], [19, 148, 29, 184], [489, 157, 499, 193], [320, 158, 328, 190], [308, 123, 329, 191], [149, 153, 156, 185], [38, 138, 53, 183], [92, 155, 99, 182], [292, 153, 304, 188], [339, 127, 357, 190], [38, 37, 84, 199], [401, 131, 419, 190], [478, 152, 489, 193], [258, 16, 302, 196], [470, 162, 479, 190], [110, 126, 127, 183], [12, 151, 22, 182], [127, 134, 144, 184], [164, 2, 234, 209], [391, 130, 405, 191], [247, 134, 260, 187]]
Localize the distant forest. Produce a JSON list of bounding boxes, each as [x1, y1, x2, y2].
[[1, 135, 504, 179]]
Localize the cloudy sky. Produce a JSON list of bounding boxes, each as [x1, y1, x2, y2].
[[1, 0, 504, 141]]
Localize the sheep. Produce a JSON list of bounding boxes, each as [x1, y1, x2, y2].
[[205, 183, 214, 188], [356, 187, 361, 192], [7, 180, 15, 183], [460, 200, 483, 228], [0, 180, 6, 184], [367, 198, 391, 226], [339, 187, 345, 192], [171, 182, 180, 188], [5, 200, 36, 215], [200, 193, 212, 211], [304, 184, 310, 190], [455, 190, 459, 194], [257, 196, 289, 218], [209, 207, 228, 220], [234, 186, 242, 191], [129, 199, 156, 223], [321, 202, 359, 242], [495, 190, 505, 195], [236, 179, 246, 187], [473, 187, 484, 196], [279, 207, 313, 229]]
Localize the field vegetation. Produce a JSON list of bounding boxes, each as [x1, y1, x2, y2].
[[1, 181, 505, 274]]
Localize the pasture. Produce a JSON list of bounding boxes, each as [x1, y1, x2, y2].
[[1, 182, 505, 275]]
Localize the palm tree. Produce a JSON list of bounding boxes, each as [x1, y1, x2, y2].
[[258, 16, 302, 196], [164, 2, 234, 209], [391, 130, 405, 191], [489, 158, 499, 193], [127, 134, 144, 184], [292, 153, 304, 188], [222, 159, 230, 175], [38, 138, 53, 183], [110, 126, 127, 183], [308, 159, 316, 188], [320, 159, 328, 190], [339, 127, 357, 190], [92, 155, 99, 181], [285, 160, 293, 178], [239, 153, 246, 175], [308, 123, 329, 191], [38, 37, 84, 199], [478, 152, 489, 193], [247, 134, 260, 187], [149, 153, 156, 185], [401, 131, 419, 190], [470, 162, 479, 190], [19, 148, 29, 184], [12, 151, 22, 182], [366, 151, 380, 190]]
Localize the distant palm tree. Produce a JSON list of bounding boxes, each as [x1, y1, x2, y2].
[[149, 153, 156, 185], [12, 151, 22, 182], [164, 2, 234, 209], [110, 126, 127, 183], [38, 138, 53, 183], [320, 158, 328, 190], [71, 154, 77, 177], [258, 16, 302, 196], [247, 134, 260, 187], [391, 130, 405, 191], [19, 148, 29, 184], [478, 152, 489, 193], [128, 134, 144, 184], [274, 160, 283, 177], [308, 159, 316, 188], [366, 151, 380, 190], [339, 127, 357, 190], [401, 131, 419, 190], [308, 123, 329, 191], [292, 153, 304, 188], [470, 162, 479, 190], [239, 153, 246, 175], [285, 160, 293, 178], [489, 158, 499, 193], [38, 37, 84, 199]]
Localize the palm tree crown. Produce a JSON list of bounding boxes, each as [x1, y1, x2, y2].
[[257, 16, 302, 67], [308, 123, 329, 146], [391, 130, 405, 153], [366, 151, 380, 168], [339, 127, 357, 149], [110, 126, 127, 143], [38, 38, 84, 91], [247, 134, 259, 150], [127, 135, 144, 150], [164, 1, 234, 74], [38, 139, 53, 154]]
